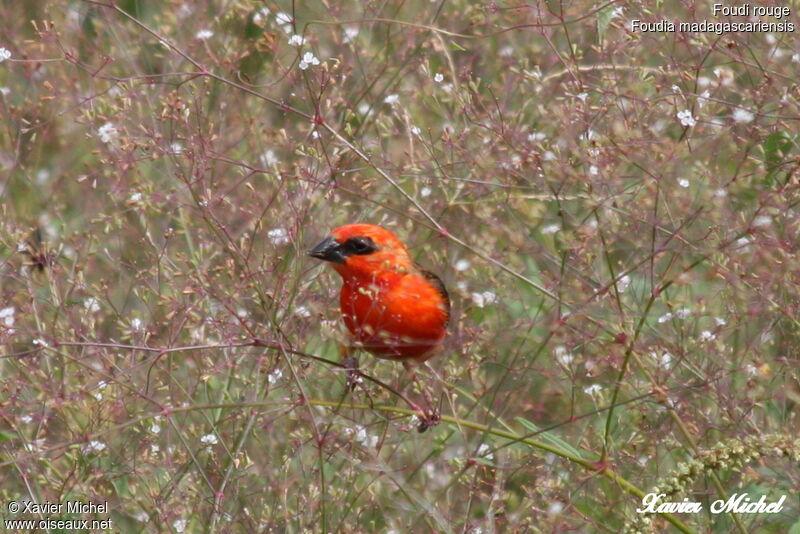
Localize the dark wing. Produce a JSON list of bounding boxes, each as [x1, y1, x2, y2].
[[419, 268, 450, 323]]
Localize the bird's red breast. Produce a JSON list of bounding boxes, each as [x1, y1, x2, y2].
[[308, 223, 449, 365]]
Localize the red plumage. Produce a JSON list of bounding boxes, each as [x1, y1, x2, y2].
[[309, 223, 449, 366]]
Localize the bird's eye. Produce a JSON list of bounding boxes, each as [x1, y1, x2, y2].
[[343, 236, 377, 255]]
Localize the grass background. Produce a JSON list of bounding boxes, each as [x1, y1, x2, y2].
[[1, 1, 799, 532]]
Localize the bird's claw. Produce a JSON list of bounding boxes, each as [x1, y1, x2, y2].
[[416, 407, 440, 433], [343, 355, 361, 391]]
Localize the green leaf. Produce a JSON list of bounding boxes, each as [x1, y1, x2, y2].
[[788, 518, 800, 534], [0, 430, 17, 443], [597, 5, 617, 43], [450, 41, 467, 52], [473, 456, 495, 467], [761, 131, 796, 187], [111, 475, 131, 498], [515, 417, 587, 460]]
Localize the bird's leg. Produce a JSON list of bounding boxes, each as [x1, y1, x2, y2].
[[339, 344, 362, 391], [402, 361, 440, 433]]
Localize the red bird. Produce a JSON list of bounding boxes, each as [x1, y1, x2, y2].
[[308, 223, 449, 429], [308, 223, 450, 366]]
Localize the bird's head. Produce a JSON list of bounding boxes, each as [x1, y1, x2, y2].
[[307, 223, 413, 279]]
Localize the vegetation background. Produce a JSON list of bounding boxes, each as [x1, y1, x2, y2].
[[0, 1, 798, 532]]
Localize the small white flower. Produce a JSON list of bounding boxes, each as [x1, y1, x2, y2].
[[252, 6, 270, 25], [677, 109, 696, 127], [410, 125, 421, 136], [542, 150, 556, 161], [276, 12, 293, 27], [383, 94, 399, 105], [735, 237, 751, 252], [675, 308, 691, 319], [753, 215, 772, 227], [19, 415, 32, 424], [732, 108, 754, 124], [699, 330, 716, 341], [267, 227, 289, 245], [471, 291, 497, 308], [268, 368, 283, 384], [129, 192, 142, 202], [294, 306, 311, 318], [454, 259, 470, 271], [657, 312, 673, 323], [0, 48, 11, 62], [131, 318, 144, 331], [288, 34, 305, 46], [200, 433, 218, 445], [441, 83, 453, 93], [24, 439, 45, 453], [541, 223, 560, 235], [584, 384, 603, 396], [793, 53, 800, 63], [81, 440, 107, 454], [611, 6, 624, 17], [547, 501, 564, 515], [744, 364, 758, 376], [678, 178, 689, 188], [714, 317, 727, 326], [357, 427, 378, 447], [713, 66, 734, 86], [32, 338, 48, 347], [93, 391, 103, 401], [554, 345, 574, 366], [346, 425, 378, 447], [97, 122, 119, 145], [420, 186, 432, 197], [577, 92, 588, 102], [170, 142, 183, 154], [343, 27, 359, 43], [617, 274, 631, 293], [298, 51, 320, 70], [173, 519, 188, 533], [477, 443, 493, 460], [0, 87, 9, 96], [650, 351, 672, 368], [195, 30, 214, 40], [150, 423, 161, 434], [150, 444, 160, 454], [714, 188, 727, 198], [433, 73, 444, 83], [260, 149, 278, 166], [0, 306, 15, 328]]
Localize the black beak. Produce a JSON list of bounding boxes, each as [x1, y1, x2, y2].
[[307, 236, 345, 263]]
